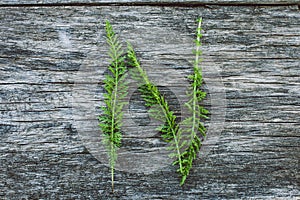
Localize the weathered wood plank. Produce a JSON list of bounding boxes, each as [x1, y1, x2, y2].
[[0, 5, 299, 199], [0, 0, 299, 6]]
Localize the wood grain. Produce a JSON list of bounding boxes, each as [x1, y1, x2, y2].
[[0, 0, 300, 6], [0, 4, 299, 199]]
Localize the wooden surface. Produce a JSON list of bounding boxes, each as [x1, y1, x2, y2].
[[1, 0, 300, 6], [0, 3, 300, 200]]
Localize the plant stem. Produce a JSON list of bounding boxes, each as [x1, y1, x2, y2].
[[191, 18, 202, 141], [111, 166, 114, 193], [110, 41, 120, 193]]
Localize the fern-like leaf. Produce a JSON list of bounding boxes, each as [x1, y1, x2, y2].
[[98, 20, 128, 192], [173, 17, 209, 185], [126, 42, 185, 175]]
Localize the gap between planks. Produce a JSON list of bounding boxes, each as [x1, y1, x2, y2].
[[0, 2, 299, 8]]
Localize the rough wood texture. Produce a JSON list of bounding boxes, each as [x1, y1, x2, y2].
[[0, 4, 299, 200], [1, 0, 300, 6]]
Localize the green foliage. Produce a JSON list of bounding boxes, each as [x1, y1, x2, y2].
[[98, 18, 208, 189], [173, 17, 209, 185], [98, 20, 128, 192], [127, 42, 185, 176], [126, 18, 208, 186]]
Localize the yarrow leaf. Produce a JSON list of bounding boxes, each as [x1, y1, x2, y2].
[[173, 17, 209, 185], [98, 20, 128, 193]]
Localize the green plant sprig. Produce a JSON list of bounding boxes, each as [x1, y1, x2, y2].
[[126, 42, 186, 177], [98, 20, 128, 193], [173, 17, 209, 185]]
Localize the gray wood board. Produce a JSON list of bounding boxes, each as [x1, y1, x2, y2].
[[0, 0, 300, 6], [0, 5, 300, 199]]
